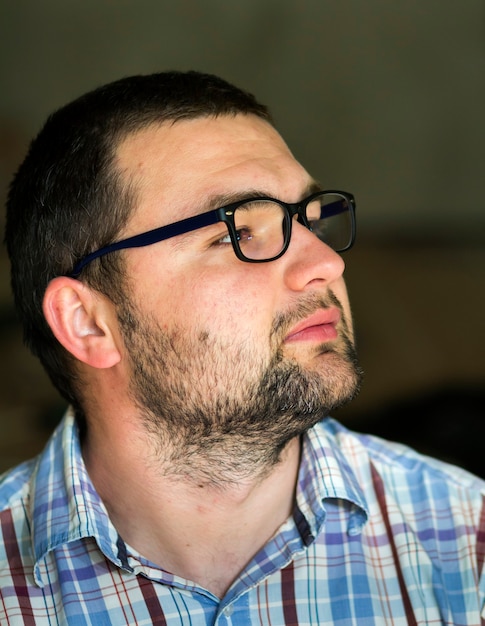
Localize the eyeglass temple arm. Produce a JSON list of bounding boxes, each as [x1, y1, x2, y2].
[[69, 209, 222, 277], [320, 197, 354, 219]]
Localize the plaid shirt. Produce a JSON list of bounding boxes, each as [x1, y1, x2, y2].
[[1, 409, 484, 625]]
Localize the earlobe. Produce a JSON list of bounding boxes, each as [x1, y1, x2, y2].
[[42, 277, 121, 369]]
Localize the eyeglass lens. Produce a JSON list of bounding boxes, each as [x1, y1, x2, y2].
[[232, 193, 352, 261]]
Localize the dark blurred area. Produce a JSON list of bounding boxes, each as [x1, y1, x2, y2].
[[0, 1, 484, 476], [359, 385, 485, 479]]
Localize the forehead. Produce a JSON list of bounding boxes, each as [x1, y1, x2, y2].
[[115, 114, 312, 228]]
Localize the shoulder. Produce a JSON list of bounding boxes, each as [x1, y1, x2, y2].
[[0, 459, 37, 573], [0, 413, 72, 554], [0, 458, 36, 513]]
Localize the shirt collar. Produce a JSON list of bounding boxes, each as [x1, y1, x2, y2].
[[29, 411, 368, 585], [295, 418, 369, 541], [29, 409, 129, 586]]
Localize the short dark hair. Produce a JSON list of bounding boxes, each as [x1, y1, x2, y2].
[[5, 71, 271, 410]]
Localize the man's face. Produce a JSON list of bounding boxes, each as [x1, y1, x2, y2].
[[113, 115, 362, 476]]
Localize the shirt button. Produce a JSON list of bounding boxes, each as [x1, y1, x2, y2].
[[223, 605, 234, 617]]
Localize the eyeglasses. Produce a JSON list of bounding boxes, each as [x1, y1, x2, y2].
[[68, 189, 356, 277]]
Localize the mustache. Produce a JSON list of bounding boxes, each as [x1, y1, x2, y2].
[[271, 290, 349, 344]]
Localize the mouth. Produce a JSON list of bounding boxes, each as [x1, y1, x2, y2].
[[284, 308, 341, 344]]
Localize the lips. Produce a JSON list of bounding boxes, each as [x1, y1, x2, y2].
[[284, 308, 341, 343]]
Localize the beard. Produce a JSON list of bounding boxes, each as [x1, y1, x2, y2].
[[117, 290, 363, 485]]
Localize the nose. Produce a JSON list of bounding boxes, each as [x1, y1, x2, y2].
[[283, 219, 346, 292]]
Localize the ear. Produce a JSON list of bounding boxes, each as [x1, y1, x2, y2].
[[42, 277, 121, 369]]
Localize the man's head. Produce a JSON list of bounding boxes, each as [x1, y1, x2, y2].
[[5, 72, 361, 466], [5, 71, 271, 409]]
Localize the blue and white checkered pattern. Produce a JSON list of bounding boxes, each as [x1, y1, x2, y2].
[[1, 409, 484, 624]]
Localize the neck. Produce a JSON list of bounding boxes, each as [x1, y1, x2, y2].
[[82, 418, 301, 598]]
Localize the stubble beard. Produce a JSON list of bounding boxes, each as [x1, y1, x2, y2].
[[117, 291, 363, 486]]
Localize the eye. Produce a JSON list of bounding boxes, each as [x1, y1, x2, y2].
[[209, 227, 253, 248], [214, 232, 232, 245], [207, 229, 233, 248], [234, 227, 253, 243]]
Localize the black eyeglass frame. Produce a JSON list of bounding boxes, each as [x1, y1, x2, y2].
[[68, 189, 356, 278]]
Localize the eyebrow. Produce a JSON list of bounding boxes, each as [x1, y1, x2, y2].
[[187, 179, 323, 218]]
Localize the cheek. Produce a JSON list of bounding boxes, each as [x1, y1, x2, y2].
[[127, 241, 278, 343], [191, 278, 273, 335], [146, 267, 274, 340]]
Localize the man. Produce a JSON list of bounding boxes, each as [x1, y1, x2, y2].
[[1, 71, 484, 625]]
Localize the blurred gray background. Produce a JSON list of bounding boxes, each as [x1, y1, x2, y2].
[[1, 0, 484, 474]]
